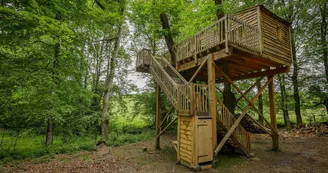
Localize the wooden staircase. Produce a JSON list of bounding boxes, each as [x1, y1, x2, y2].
[[217, 100, 251, 156], [143, 51, 251, 156]]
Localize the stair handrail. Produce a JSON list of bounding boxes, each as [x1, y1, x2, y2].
[[149, 55, 192, 114], [217, 98, 251, 155]]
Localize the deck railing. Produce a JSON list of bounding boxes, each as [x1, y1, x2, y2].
[[176, 15, 260, 62]]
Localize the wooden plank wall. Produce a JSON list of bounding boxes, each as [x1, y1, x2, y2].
[[233, 8, 258, 28], [261, 10, 292, 65], [179, 116, 193, 164]]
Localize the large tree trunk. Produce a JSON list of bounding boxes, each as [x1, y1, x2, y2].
[[222, 61, 237, 114], [46, 42, 60, 146], [291, 31, 302, 125], [320, 3, 328, 83], [100, 23, 122, 144], [257, 81, 264, 124], [278, 74, 291, 129], [160, 13, 176, 65]]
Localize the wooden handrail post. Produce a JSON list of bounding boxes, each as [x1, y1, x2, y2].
[[190, 83, 195, 115], [225, 15, 229, 54]]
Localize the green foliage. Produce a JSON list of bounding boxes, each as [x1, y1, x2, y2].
[[0, 133, 96, 163], [107, 129, 154, 147]]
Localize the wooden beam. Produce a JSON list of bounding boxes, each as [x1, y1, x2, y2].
[[208, 55, 217, 150], [233, 50, 280, 67], [178, 48, 232, 72], [188, 55, 209, 83], [214, 76, 272, 155], [226, 56, 264, 70], [217, 67, 290, 83], [268, 75, 279, 151], [213, 47, 233, 61], [155, 84, 161, 149]]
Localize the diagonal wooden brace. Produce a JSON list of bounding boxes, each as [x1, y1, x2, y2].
[[188, 55, 210, 84], [236, 76, 264, 103], [213, 63, 278, 136], [160, 106, 175, 128], [158, 117, 177, 137], [214, 76, 273, 156], [215, 86, 272, 136]]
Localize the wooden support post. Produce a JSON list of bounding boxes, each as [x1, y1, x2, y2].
[[155, 84, 161, 150], [207, 55, 217, 150], [268, 75, 279, 151]]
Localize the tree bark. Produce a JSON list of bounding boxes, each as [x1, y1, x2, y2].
[[222, 61, 237, 114], [100, 21, 122, 144], [256, 81, 264, 124], [214, 0, 224, 19], [291, 31, 302, 125], [160, 13, 176, 65], [46, 42, 60, 146], [278, 74, 291, 129], [320, 3, 328, 83]]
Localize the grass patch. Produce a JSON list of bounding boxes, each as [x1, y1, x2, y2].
[[0, 135, 97, 163], [108, 129, 154, 146], [215, 154, 248, 170]]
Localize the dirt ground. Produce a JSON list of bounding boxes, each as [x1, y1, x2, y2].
[[2, 132, 328, 173]]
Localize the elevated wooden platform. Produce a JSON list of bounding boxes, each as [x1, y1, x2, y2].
[[174, 5, 292, 83]]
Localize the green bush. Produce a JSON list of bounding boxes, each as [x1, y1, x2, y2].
[[107, 129, 154, 146]]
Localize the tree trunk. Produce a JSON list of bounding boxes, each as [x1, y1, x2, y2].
[[257, 81, 264, 124], [160, 13, 176, 65], [100, 24, 122, 144], [320, 3, 328, 83], [291, 31, 302, 125], [214, 0, 224, 19], [278, 74, 291, 129], [222, 61, 237, 114], [0, 127, 6, 145], [46, 41, 60, 146]]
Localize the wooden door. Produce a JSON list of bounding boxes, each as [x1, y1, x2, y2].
[[197, 119, 213, 163]]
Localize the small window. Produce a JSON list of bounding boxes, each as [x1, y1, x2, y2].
[[276, 26, 282, 41]]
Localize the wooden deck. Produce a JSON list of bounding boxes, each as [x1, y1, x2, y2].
[[175, 15, 260, 63], [175, 6, 292, 83]]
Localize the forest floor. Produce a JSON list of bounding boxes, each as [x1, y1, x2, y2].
[[2, 131, 328, 173]]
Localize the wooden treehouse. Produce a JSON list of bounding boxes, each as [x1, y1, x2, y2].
[[136, 5, 291, 170]]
